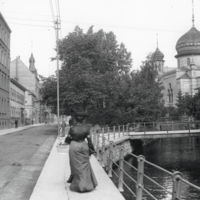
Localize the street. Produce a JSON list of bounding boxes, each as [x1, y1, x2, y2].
[[0, 124, 58, 200]]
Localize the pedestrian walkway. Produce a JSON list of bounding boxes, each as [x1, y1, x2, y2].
[[0, 123, 45, 136], [29, 137, 125, 200]]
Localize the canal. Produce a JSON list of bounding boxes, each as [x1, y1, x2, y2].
[[112, 137, 200, 200]]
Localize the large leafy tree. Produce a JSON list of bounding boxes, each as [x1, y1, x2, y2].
[[40, 26, 132, 121], [40, 27, 166, 125]]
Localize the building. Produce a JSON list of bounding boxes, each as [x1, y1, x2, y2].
[[0, 13, 11, 129], [10, 78, 26, 127], [152, 12, 200, 108], [24, 89, 38, 125], [10, 54, 40, 124]]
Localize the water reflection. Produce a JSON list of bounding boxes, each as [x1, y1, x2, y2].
[[112, 137, 200, 200]]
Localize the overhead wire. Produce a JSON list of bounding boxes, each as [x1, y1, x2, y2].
[[1, 11, 188, 33], [5, 17, 53, 23], [7, 22, 54, 28], [56, 0, 62, 39]]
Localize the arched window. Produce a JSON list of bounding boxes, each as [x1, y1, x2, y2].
[[168, 83, 173, 103], [171, 88, 173, 103]]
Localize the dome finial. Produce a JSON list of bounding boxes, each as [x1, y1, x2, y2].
[[156, 33, 158, 48], [192, 0, 195, 27]]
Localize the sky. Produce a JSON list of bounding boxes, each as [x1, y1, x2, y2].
[[0, 0, 200, 77]]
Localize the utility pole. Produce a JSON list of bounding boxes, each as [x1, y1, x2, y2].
[[55, 17, 60, 136]]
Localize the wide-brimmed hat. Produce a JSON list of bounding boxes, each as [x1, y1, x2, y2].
[[74, 111, 89, 117], [70, 109, 89, 117]]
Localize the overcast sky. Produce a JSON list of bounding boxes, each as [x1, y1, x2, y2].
[[0, 0, 200, 77]]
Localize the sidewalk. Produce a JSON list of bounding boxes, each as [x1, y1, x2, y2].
[[0, 123, 45, 136], [29, 137, 125, 200]]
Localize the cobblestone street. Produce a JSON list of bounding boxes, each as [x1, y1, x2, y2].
[[0, 124, 58, 200]]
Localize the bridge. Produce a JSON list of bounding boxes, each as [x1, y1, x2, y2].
[[90, 122, 200, 199]]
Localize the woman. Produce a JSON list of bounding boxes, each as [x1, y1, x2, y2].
[[65, 112, 97, 192], [61, 118, 66, 137]]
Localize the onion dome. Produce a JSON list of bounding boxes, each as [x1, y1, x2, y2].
[[152, 48, 164, 61], [175, 26, 200, 58]]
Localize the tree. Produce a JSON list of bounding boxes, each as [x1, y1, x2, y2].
[[176, 90, 185, 117], [126, 60, 165, 121], [40, 26, 132, 124]]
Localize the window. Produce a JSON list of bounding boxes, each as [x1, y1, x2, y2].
[[187, 58, 190, 66], [178, 59, 180, 68], [168, 83, 173, 103]]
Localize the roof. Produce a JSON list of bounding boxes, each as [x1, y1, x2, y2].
[[175, 26, 200, 58], [26, 89, 37, 98], [0, 12, 12, 33], [162, 69, 176, 78], [177, 73, 190, 80], [10, 78, 26, 91], [152, 48, 164, 61]]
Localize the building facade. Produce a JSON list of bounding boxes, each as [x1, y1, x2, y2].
[[152, 20, 200, 108], [24, 89, 38, 125], [0, 13, 11, 129], [10, 78, 26, 127], [10, 54, 40, 124]]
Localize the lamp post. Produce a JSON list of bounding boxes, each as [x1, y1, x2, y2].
[[55, 18, 60, 136]]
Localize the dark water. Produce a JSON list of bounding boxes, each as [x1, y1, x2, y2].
[[112, 137, 200, 200]]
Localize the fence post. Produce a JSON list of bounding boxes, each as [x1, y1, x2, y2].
[[123, 125, 125, 136], [93, 130, 97, 148], [108, 141, 114, 177], [100, 136, 106, 167], [108, 127, 110, 141], [153, 121, 154, 131], [172, 171, 183, 200], [102, 127, 105, 139], [144, 122, 146, 134], [167, 121, 169, 134], [189, 123, 190, 134], [113, 126, 115, 140], [96, 132, 100, 160], [118, 147, 124, 192], [118, 125, 120, 138], [126, 124, 129, 136], [136, 155, 145, 200]]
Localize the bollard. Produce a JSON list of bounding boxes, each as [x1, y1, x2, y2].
[[118, 147, 124, 192], [100, 137, 106, 167], [136, 155, 145, 200], [172, 171, 183, 200], [113, 126, 115, 140], [118, 125, 120, 138], [108, 141, 114, 177], [108, 127, 110, 141], [96, 133, 100, 160]]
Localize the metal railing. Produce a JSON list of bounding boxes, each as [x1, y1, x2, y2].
[[128, 121, 200, 133], [91, 125, 200, 200]]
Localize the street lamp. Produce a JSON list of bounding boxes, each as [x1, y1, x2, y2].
[[55, 18, 60, 136]]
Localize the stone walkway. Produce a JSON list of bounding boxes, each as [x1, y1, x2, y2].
[[29, 137, 125, 200]]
